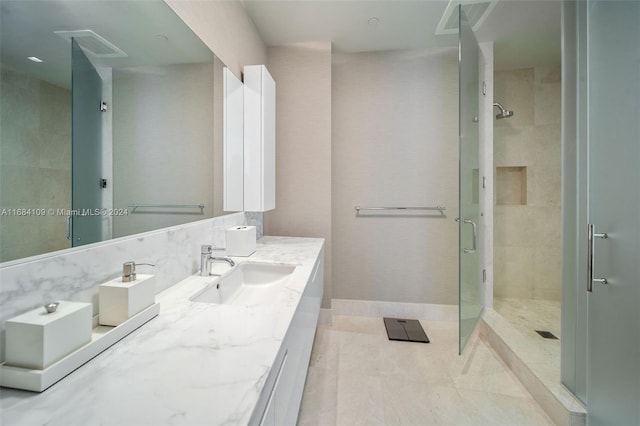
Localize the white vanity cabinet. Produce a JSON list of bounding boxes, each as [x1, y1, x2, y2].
[[243, 65, 276, 212], [252, 249, 324, 426]]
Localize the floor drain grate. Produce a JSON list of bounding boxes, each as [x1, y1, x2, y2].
[[383, 318, 430, 343], [535, 330, 559, 340]]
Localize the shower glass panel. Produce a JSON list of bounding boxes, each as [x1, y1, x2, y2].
[[586, 0, 640, 423], [458, 5, 482, 355], [71, 39, 103, 246]]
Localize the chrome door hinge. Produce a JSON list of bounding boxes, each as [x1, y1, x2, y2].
[[482, 81, 486, 96], [483, 269, 487, 283]]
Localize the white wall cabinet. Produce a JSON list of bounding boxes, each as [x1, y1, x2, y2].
[[243, 65, 276, 212], [223, 67, 244, 212]]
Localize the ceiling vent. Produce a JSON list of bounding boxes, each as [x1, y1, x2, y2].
[[54, 30, 127, 58], [435, 0, 498, 35]]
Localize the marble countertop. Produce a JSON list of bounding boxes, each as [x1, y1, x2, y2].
[[0, 236, 324, 426]]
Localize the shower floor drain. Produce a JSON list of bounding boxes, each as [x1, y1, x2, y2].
[[535, 330, 559, 340]]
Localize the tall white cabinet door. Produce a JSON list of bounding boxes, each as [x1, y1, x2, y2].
[[223, 67, 244, 212], [244, 65, 276, 212]]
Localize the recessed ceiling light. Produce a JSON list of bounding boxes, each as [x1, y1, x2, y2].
[[27, 56, 43, 63], [368, 17, 379, 27]]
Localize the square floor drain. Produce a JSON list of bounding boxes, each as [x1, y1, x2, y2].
[[535, 330, 559, 340], [383, 318, 430, 343]]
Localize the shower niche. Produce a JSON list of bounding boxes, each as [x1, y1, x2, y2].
[[495, 166, 527, 205]]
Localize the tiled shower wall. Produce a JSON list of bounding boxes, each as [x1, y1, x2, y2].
[[493, 66, 561, 300], [0, 67, 72, 262]]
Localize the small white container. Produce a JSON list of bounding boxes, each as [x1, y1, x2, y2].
[[5, 301, 92, 370], [226, 226, 257, 257], [99, 274, 155, 326]]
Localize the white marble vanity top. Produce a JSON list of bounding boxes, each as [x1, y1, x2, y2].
[[0, 236, 324, 426]]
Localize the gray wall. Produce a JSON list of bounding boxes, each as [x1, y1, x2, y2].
[[112, 63, 214, 237], [264, 43, 333, 307], [331, 48, 459, 304], [165, 0, 267, 79]]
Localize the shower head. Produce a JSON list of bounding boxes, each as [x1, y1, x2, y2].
[[493, 102, 514, 119]]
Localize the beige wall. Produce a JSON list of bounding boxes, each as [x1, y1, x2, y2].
[[264, 43, 333, 307], [112, 63, 215, 237], [165, 0, 267, 78], [0, 67, 72, 262], [331, 48, 459, 305], [493, 66, 562, 300]]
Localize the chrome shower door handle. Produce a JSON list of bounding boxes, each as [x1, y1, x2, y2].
[[587, 223, 608, 292], [456, 218, 477, 254], [463, 219, 477, 253]]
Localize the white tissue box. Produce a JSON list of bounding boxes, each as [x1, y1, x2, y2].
[[5, 301, 92, 370], [99, 274, 155, 326], [226, 226, 256, 257]]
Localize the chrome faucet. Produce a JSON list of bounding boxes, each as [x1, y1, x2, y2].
[[200, 245, 213, 276], [209, 256, 235, 268], [200, 244, 235, 276]]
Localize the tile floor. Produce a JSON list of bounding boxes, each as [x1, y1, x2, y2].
[[493, 298, 561, 340], [298, 315, 555, 425], [493, 298, 561, 387]]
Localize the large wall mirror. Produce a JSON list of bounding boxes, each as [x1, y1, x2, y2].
[[0, 0, 234, 263]]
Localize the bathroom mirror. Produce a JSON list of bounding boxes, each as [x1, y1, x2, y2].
[[0, 0, 233, 263]]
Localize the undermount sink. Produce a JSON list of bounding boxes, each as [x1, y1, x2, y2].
[[190, 262, 296, 306]]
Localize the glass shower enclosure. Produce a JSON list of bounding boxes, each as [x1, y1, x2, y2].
[[71, 39, 103, 246], [458, 6, 483, 354]]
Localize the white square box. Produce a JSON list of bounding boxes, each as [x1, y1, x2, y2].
[[5, 301, 92, 370], [226, 226, 256, 257], [99, 274, 155, 326]]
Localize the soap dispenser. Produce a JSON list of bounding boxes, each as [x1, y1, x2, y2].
[[99, 261, 157, 326], [122, 261, 155, 282]]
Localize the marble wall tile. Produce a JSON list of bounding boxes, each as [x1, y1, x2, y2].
[[533, 125, 562, 167], [494, 68, 535, 128], [494, 246, 536, 298], [494, 126, 535, 167], [494, 66, 561, 302], [1, 69, 72, 262], [535, 67, 562, 126], [533, 206, 562, 248], [494, 207, 536, 247], [534, 246, 562, 300], [0, 212, 259, 361], [532, 166, 562, 207]]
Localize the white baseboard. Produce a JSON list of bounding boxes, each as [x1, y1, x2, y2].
[[330, 299, 457, 322]]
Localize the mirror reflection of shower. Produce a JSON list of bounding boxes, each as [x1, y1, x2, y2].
[[493, 102, 514, 119]]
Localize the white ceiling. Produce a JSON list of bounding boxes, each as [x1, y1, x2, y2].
[[241, 0, 562, 69], [0, 0, 213, 89]]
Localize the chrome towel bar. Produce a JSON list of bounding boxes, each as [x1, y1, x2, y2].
[[355, 205, 446, 217], [355, 206, 446, 212], [128, 203, 205, 211]]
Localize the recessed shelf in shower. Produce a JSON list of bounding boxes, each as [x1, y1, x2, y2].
[[496, 166, 527, 205]]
